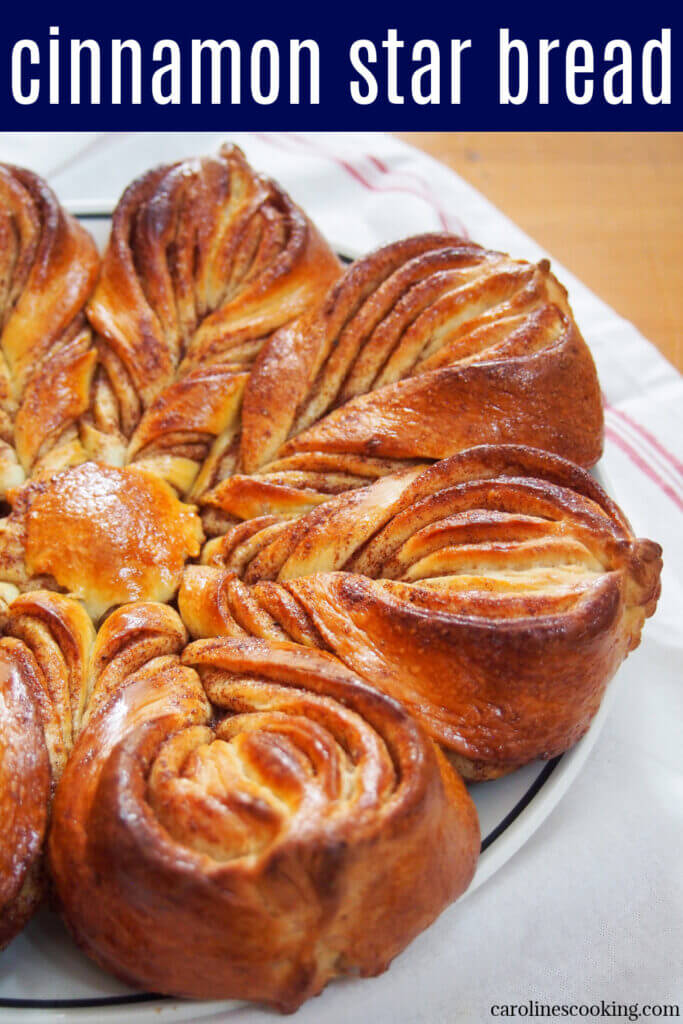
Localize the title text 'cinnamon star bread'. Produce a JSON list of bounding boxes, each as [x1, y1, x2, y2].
[[184, 446, 662, 779], [47, 603, 479, 1010]]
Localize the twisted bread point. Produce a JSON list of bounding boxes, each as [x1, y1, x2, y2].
[[0, 591, 94, 945], [182, 446, 662, 778], [199, 235, 604, 528], [87, 145, 341, 497], [0, 165, 101, 491], [49, 606, 478, 1009]]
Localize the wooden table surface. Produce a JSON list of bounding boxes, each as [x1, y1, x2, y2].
[[397, 133, 683, 373]]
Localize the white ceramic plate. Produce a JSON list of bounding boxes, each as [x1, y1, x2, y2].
[[0, 207, 619, 1021]]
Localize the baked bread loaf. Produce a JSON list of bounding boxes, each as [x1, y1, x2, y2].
[[46, 602, 479, 1009], [0, 149, 662, 1007], [184, 446, 662, 779]]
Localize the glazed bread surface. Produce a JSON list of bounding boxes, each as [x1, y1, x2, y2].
[[186, 445, 662, 778], [0, 591, 93, 946], [47, 604, 479, 1009], [199, 233, 604, 529], [0, 164, 100, 490], [89, 144, 342, 496]]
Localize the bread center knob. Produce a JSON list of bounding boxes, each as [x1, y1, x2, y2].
[[23, 462, 204, 619]]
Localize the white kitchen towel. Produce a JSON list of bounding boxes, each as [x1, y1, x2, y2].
[[1, 131, 680, 1020]]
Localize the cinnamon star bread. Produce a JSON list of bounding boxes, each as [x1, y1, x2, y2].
[[0, 148, 662, 1008]]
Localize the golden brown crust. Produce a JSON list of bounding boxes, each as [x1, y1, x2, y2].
[[201, 237, 604, 524], [0, 590, 93, 945], [0, 640, 51, 947], [126, 364, 250, 496], [48, 608, 478, 1009], [0, 164, 100, 489], [87, 145, 341, 495], [185, 445, 662, 777]]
